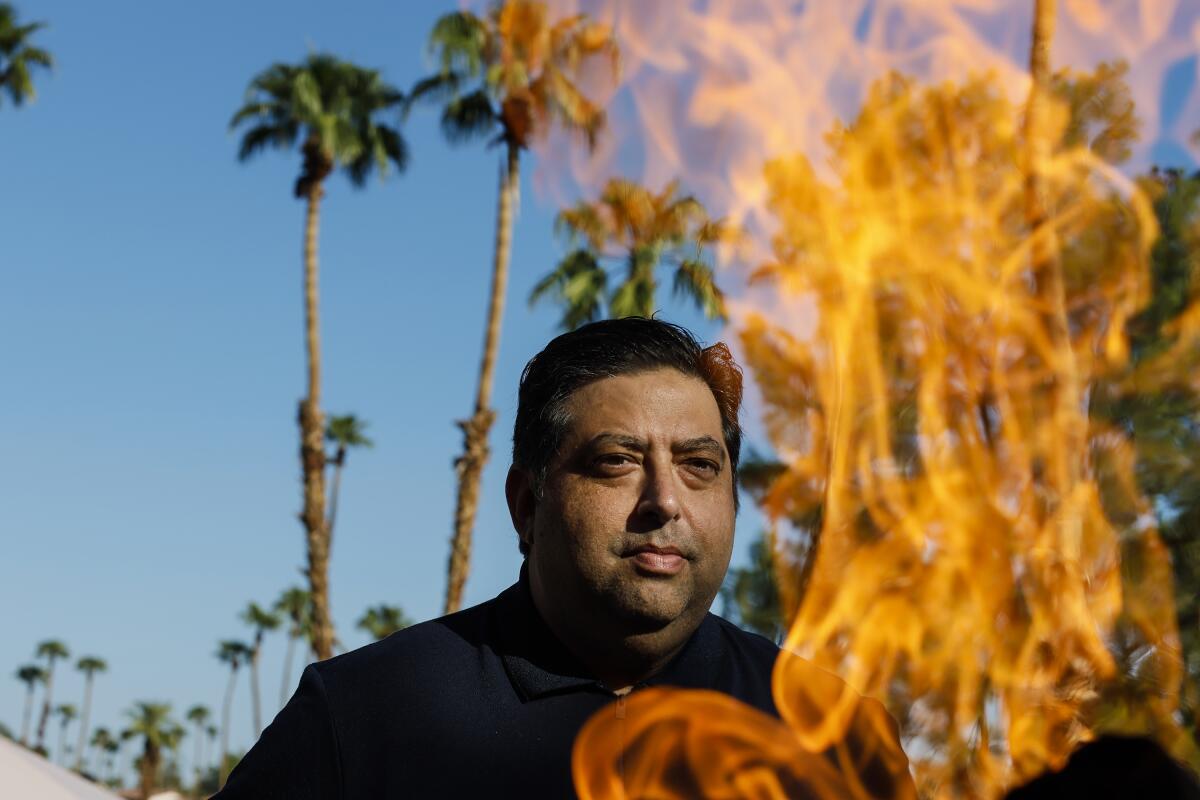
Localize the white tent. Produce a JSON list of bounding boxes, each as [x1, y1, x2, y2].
[[0, 737, 123, 799]]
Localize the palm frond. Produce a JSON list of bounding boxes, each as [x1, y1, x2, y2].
[[673, 258, 727, 320], [530, 249, 607, 331], [428, 11, 488, 76], [440, 89, 498, 144]]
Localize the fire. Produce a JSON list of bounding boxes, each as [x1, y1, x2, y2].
[[540, 1, 1200, 797]]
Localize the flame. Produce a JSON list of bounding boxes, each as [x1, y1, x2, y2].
[[550, 1, 1200, 797]]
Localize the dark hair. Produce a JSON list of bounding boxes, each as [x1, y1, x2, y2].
[[513, 317, 743, 554]]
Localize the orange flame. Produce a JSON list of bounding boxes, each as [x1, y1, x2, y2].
[[552, 1, 1200, 797]]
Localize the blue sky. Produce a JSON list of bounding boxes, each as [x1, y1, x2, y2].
[[2, 0, 1197, 787]]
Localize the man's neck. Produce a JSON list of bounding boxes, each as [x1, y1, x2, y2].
[[525, 572, 703, 692]]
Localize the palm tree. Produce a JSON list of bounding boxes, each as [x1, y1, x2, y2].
[[325, 414, 373, 543], [15, 664, 44, 745], [355, 604, 413, 641], [214, 640, 250, 789], [413, 0, 618, 614], [90, 727, 117, 781], [185, 705, 210, 794], [34, 639, 69, 752], [54, 703, 76, 765], [87, 726, 112, 776], [122, 702, 176, 800], [530, 178, 731, 329], [272, 586, 311, 707], [240, 602, 281, 736], [0, 3, 52, 108], [73, 655, 107, 771], [231, 54, 408, 661]]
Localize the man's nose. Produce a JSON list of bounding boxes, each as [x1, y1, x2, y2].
[[636, 461, 681, 525]]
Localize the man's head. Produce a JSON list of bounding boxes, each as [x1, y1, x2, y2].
[[506, 318, 743, 659]]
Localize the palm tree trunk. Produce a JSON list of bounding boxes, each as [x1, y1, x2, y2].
[[75, 674, 94, 771], [218, 666, 238, 789], [444, 141, 520, 615], [139, 740, 159, 800], [250, 641, 263, 736], [192, 721, 203, 792], [35, 665, 54, 751], [1024, 0, 1083, 513], [56, 720, 67, 764], [280, 632, 297, 708], [299, 180, 333, 661], [20, 684, 33, 745]]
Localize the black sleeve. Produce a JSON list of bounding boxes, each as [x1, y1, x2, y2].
[[214, 664, 341, 800]]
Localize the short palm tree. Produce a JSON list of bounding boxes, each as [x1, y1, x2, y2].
[[231, 53, 409, 660], [73, 655, 107, 771], [54, 703, 76, 765], [0, 3, 52, 108], [325, 414, 373, 542], [531, 178, 731, 329], [88, 726, 114, 777], [122, 702, 176, 800], [185, 705, 211, 793], [355, 604, 413, 641], [214, 640, 251, 789], [34, 639, 69, 752], [413, 0, 618, 614], [15, 663, 44, 745], [240, 602, 281, 736], [272, 586, 311, 707]]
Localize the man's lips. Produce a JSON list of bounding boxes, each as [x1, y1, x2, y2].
[[627, 545, 686, 575]]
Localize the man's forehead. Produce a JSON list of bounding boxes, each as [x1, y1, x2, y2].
[[558, 369, 724, 443]]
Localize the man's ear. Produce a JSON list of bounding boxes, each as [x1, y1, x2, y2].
[[505, 466, 537, 550]]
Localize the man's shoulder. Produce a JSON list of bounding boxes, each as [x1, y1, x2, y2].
[[708, 613, 781, 665], [310, 597, 496, 687]]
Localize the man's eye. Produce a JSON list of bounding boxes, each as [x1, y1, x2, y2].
[[594, 453, 635, 469], [685, 459, 720, 477]]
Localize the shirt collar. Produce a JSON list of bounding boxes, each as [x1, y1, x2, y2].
[[494, 566, 724, 701]]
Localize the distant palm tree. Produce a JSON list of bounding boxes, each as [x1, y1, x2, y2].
[[185, 705, 210, 793], [15, 664, 44, 745], [88, 726, 113, 777], [99, 730, 119, 782], [73, 655, 107, 771], [272, 586, 311, 707], [325, 414, 373, 543], [122, 701, 176, 800], [231, 54, 409, 661], [531, 178, 731, 329], [240, 602, 281, 736], [413, 0, 618, 614], [34, 639, 69, 752], [355, 604, 413, 641], [0, 3, 52, 108], [214, 640, 250, 789], [54, 703, 76, 765], [205, 723, 217, 779]]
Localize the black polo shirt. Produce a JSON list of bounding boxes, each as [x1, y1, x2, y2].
[[215, 572, 780, 798]]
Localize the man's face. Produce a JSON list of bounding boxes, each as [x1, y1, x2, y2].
[[522, 368, 736, 632]]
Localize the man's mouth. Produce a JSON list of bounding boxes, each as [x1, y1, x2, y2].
[[628, 545, 686, 576]]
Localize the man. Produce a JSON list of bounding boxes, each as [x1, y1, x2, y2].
[[217, 317, 911, 798]]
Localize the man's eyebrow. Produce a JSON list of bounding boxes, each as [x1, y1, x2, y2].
[[673, 436, 726, 464], [587, 432, 646, 451]]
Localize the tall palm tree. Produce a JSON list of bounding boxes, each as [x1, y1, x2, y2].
[[355, 604, 413, 641], [530, 178, 731, 329], [214, 640, 250, 789], [34, 639, 69, 752], [272, 586, 311, 707], [73, 655, 107, 771], [15, 664, 44, 745], [231, 54, 409, 660], [0, 3, 52, 108], [413, 0, 618, 614], [122, 702, 176, 800], [185, 705, 210, 793], [54, 703, 76, 765], [325, 414, 373, 542], [240, 602, 281, 736]]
